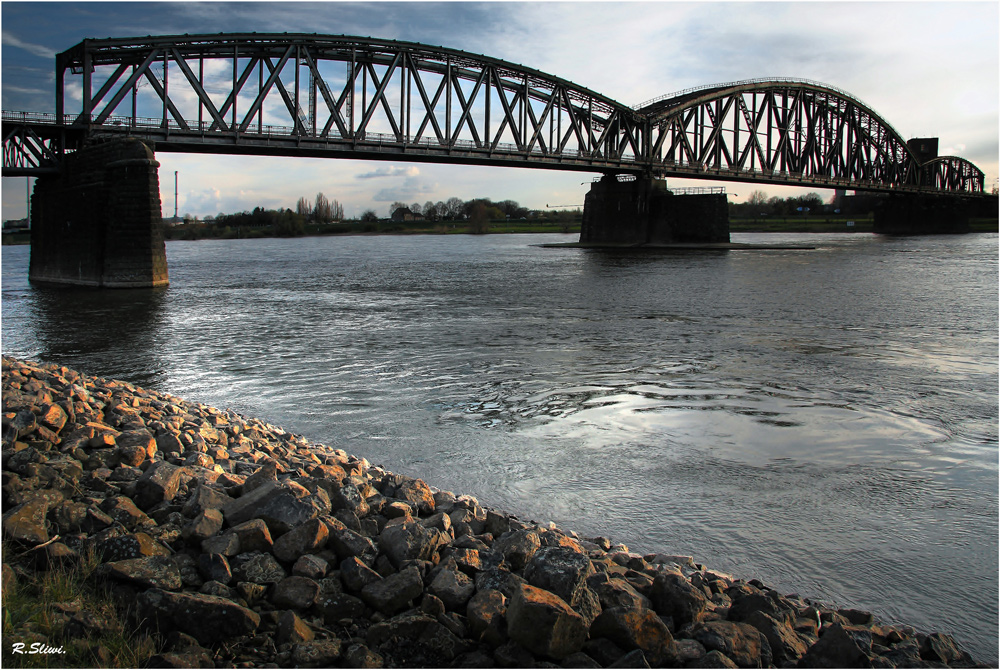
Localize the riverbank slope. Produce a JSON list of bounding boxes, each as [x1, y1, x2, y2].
[[1, 356, 986, 668]]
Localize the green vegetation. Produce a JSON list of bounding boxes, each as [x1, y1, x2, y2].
[[163, 192, 582, 241], [1, 543, 161, 668]]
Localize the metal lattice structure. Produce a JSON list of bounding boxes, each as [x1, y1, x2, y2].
[[0, 33, 986, 194], [635, 79, 984, 193]]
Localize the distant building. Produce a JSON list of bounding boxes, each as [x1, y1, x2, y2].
[[2, 218, 29, 231], [391, 207, 415, 222]]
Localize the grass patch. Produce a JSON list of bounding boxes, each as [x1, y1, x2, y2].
[[1, 543, 161, 668]]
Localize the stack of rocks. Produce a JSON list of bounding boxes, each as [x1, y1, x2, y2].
[[1, 356, 984, 668]]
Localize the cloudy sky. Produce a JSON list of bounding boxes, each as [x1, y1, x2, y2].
[[2, 1, 997, 219]]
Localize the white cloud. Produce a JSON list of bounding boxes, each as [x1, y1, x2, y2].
[[356, 165, 421, 180], [2, 31, 55, 59]]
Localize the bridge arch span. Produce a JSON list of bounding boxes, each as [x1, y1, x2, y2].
[[636, 78, 984, 193], [53, 33, 646, 174]]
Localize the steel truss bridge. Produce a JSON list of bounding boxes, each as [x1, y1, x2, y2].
[[1, 33, 985, 194]]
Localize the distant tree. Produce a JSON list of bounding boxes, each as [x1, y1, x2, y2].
[[296, 196, 311, 217], [445, 197, 464, 219], [423, 201, 439, 220], [360, 209, 379, 222], [410, 202, 423, 216], [468, 202, 489, 234], [314, 193, 334, 222], [747, 190, 768, 206]]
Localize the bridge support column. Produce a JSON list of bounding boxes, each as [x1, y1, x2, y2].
[[29, 138, 168, 288], [874, 194, 971, 235], [580, 175, 729, 245]]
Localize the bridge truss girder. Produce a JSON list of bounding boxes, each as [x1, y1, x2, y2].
[[53, 33, 648, 174], [640, 81, 984, 194], [0, 34, 985, 195], [1, 116, 66, 176]]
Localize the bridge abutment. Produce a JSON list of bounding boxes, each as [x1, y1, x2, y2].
[[874, 194, 971, 235], [29, 138, 168, 288], [580, 175, 730, 245]]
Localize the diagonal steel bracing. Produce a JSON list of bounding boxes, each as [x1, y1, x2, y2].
[[0, 34, 984, 193]]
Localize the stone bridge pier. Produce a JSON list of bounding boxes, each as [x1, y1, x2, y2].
[[580, 175, 730, 245], [29, 138, 168, 288]]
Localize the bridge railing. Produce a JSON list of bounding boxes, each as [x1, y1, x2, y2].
[[73, 113, 639, 163]]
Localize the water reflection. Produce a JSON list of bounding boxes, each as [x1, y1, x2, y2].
[[28, 285, 168, 387]]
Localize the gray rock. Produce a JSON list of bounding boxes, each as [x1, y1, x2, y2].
[[137, 588, 260, 645], [277, 609, 314, 644], [271, 575, 321, 610], [272, 518, 329, 562], [328, 526, 378, 565], [590, 606, 678, 666], [229, 518, 272, 552], [361, 566, 424, 615], [493, 529, 542, 571], [292, 554, 329, 580], [467, 588, 508, 647], [650, 571, 708, 628], [197, 553, 233, 584], [201, 532, 240, 557], [134, 461, 184, 511], [524, 546, 595, 606], [222, 480, 324, 536], [395, 478, 436, 514], [232, 551, 287, 584], [292, 638, 343, 666], [182, 509, 223, 543], [691, 620, 773, 669], [427, 565, 476, 611], [506, 583, 588, 660], [341, 556, 383, 592], [99, 555, 182, 590], [378, 519, 441, 568]]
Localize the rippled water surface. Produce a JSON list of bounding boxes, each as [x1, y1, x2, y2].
[[3, 232, 997, 661]]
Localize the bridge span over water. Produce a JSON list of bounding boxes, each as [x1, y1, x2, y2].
[[1, 33, 986, 194], [2, 34, 988, 289]]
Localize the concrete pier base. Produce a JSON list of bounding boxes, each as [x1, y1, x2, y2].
[[580, 175, 729, 245], [874, 194, 971, 235], [29, 138, 168, 288]]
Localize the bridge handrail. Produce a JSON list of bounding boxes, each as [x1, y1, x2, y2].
[[8, 111, 639, 163], [632, 77, 877, 113]]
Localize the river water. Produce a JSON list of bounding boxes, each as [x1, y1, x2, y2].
[[2, 232, 997, 661]]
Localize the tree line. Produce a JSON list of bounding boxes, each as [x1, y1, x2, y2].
[[385, 197, 531, 221]]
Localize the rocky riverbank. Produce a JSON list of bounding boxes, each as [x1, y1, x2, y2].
[[1, 355, 985, 668]]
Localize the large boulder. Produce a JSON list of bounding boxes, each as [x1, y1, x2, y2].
[[395, 478, 436, 514], [222, 480, 325, 536], [98, 556, 183, 591], [506, 583, 588, 660], [427, 565, 476, 612], [361, 566, 424, 615], [379, 520, 442, 568], [799, 623, 872, 668], [137, 588, 260, 645], [690, 620, 773, 669], [134, 461, 184, 511], [493, 529, 542, 571], [650, 571, 708, 628], [524, 546, 594, 606], [590, 606, 679, 667], [467, 589, 508, 647], [272, 518, 329, 562]]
